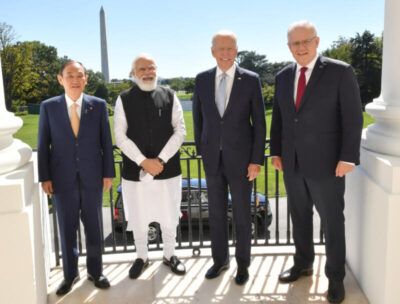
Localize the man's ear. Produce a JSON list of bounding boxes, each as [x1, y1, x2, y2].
[[57, 74, 64, 86]]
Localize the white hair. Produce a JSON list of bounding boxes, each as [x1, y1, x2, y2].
[[130, 53, 156, 76], [211, 30, 238, 49], [287, 20, 318, 40]]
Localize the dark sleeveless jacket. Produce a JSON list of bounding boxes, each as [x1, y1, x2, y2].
[[120, 85, 181, 181]]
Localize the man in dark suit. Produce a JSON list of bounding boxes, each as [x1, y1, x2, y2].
[[38, 60, 115, 296], [193, 31, 266, 285], [270, 21, 363, 303]]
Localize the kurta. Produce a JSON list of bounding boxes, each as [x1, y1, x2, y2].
[[114, 90, 186, 232]]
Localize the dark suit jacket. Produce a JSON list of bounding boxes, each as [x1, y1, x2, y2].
[[38, 94, 115, 192], [193, 66, 266, 176], [270, 56, 363, 178]]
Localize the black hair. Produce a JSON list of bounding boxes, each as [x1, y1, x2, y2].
[[58, 60, 87, 75]]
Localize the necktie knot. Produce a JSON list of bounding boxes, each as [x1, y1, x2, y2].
[[300, 66, 308, 74]]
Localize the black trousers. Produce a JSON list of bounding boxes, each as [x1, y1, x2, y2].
[[206, 154, 252, 267], [54, 174, 103, 281], [283, 170, 346, 281]]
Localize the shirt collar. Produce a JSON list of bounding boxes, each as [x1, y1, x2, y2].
[[216, 62, 236, 79], [296, 54, 319, 73], [65, 93, 84, 108]]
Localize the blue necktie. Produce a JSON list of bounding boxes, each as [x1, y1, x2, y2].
[[216, 73, 227, 117]]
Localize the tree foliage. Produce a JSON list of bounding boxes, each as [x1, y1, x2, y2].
[[0, 22, 17, 50], [323, 31, 382, 106]]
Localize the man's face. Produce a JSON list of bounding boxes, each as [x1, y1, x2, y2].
[[212, 35, 238, 71], [133, 58, 157, 91], [288, 27, 319, 66], [57, 62, 87, 100]]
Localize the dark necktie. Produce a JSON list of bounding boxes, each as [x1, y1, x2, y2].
[[295, 67, 308, 112]]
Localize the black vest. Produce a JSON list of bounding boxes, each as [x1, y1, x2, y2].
[[120, 85, 181, 181]]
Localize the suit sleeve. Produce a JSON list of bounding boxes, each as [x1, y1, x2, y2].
[[37, 103, 52, 182], [100, 101, 116, 178], [270, 76, 283, 157], [192, 75, 203, 155], [338, 66, 363, 164], [250, 76, 266, 165]]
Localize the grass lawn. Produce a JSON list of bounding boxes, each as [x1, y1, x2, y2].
[[14, 111, 374, 203]]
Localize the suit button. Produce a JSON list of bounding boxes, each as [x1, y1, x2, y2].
[[294, 118, 299, 123], [220, 121, 224, 125], [75, 143, 79, 147], [76, 158, 79, 161]]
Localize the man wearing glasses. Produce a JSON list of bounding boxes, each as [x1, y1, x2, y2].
[[270, 21, 363, 303]]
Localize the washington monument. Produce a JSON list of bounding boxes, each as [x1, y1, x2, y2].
[[100, 6, 110, 83]]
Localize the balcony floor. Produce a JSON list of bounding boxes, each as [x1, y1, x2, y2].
[[47, 246, 368, 303]]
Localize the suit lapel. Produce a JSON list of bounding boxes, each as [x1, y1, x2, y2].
[[288, 63, 297, 113], [223, 66, 244, 117], [298, 56, 327, 112], [58, 95, 76, 138], [207, 68, 219, 116]]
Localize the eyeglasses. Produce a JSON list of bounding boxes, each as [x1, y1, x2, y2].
[[288, 36, 317, 48]]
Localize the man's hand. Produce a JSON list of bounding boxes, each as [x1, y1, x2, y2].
[[103, 178, 113, 192], [140, 158, 164, 176], [41, 181, 54, 196], [335, 161, 354, 177], [271, 156, 283, 171], [247, 163, 261, 181]]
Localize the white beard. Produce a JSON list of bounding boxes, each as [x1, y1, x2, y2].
[[135, 76, 158, 91]]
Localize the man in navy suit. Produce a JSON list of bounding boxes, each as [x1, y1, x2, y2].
[[38, 60, 115, 295], [270, 21, 363, 303], [193, 31, 266, 285]]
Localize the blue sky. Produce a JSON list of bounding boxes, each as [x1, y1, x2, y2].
[[1, 0, 384, 79]]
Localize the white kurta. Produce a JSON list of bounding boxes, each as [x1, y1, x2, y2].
[[114, 91, 186, 233]]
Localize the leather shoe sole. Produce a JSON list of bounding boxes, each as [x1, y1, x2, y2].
[[205, 264, 229, 279], [278, 267, 313, 283]]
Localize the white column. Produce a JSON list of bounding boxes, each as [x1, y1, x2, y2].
[[0, 58, 32, 174], [362, 0, 400, 156], [0, 57, 48, 303], [346, 1, 400, 303]]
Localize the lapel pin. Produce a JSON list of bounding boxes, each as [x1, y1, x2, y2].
[[238, 77, 242, 80]]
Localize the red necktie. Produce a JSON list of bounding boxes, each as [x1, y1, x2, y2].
[[295, 67, 308, 112]]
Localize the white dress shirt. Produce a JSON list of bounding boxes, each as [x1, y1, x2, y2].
[[293, 54, 318, 102], [215, 63, 236, 110], [65, 93, 83, 119], [114, 91, 186, 166]]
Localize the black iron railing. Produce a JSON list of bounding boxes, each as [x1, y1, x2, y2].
[[51, 140, 324, 265]]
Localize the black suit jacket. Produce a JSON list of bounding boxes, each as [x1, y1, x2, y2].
[[270, 56, 363, 178], [193, 66, 266, 176]]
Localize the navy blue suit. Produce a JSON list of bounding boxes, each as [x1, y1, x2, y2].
[[193, 66, 266, 267], [38, 94, 115, 280], [270, 56, 363, 280]]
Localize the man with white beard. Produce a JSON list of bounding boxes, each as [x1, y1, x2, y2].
[[114, 54, 186, 278]]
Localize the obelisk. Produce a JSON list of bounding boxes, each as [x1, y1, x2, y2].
[[100, 6, 110, 83]]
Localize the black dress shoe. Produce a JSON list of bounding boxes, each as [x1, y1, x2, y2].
[[235, 266, 249, 285], [163, 256, 186, 275], [278, 266, 313, 283], [327, 280, 345, 303], [205, 263, 229, 279], [88, 274, 110, 289], [56, 276, 80, 296], [129, 258, 149, 279]]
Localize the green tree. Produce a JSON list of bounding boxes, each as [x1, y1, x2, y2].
[[350, 31, 382, 105], [237, 50, 269, 83]]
